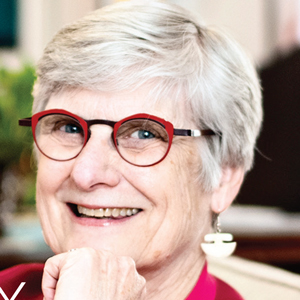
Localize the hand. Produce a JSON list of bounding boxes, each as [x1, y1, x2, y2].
[[42, 247, 147, 300]]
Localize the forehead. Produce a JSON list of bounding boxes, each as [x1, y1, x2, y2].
[[45, 86, 191, 126]]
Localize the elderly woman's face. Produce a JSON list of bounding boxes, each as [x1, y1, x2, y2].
[[36, 87, 212, 270]]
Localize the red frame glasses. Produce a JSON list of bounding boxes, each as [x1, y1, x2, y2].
[[19, 109, 216, 167]]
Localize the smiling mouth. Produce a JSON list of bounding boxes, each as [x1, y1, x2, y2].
[[69, 204, 141, 219]]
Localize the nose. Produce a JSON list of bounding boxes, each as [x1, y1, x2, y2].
[[70, 126, 121, 191]]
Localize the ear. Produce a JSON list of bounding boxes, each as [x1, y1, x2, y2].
[[211, 167, 244, 213]]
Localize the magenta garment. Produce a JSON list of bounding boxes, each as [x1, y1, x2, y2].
[[186, 263, 244, 300], [0, 262, 243, 299], [0, 264, 44, 300]]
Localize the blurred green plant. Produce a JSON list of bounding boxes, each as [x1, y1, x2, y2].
[[0, 64, 36, 209]]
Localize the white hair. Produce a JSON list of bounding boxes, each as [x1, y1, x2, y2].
[[33, 1, 262, 191]]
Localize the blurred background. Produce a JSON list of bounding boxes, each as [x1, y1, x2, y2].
[[0, 0, 299, 274]]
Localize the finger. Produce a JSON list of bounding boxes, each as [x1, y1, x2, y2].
[[42, 253, 68, 300], [117, 256, 147, 297]]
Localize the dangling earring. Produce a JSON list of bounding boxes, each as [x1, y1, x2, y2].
[[201, 214, 236, 258]]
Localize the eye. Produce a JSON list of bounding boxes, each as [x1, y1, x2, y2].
[[131, 130, 155, 139], [60, 123, 83, 134]]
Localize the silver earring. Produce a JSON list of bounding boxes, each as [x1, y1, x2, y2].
[[201, 214, 236, 258]]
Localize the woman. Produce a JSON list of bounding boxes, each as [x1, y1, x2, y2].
[[0, 1, 262, 299]]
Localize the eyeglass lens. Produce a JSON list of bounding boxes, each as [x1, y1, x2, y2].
[[35, 114, 170, 166], [116, 118, 169, 166]]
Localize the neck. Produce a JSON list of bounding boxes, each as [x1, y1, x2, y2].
[[140, 249, 206, 300]]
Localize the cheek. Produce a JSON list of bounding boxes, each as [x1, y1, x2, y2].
[[123, 141, 203, 215], [37, 158, 71, 190], [166, 145, 210, 227], [170, 144, 202, 196], [35, 160, 72, 252], [35, 159, 71, 217]]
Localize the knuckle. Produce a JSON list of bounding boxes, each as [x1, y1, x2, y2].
[[119, 256, 136, 270]]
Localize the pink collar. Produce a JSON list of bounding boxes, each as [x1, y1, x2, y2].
[[185, 262, 216, 300]]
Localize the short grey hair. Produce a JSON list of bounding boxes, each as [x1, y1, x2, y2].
[[33, 1, 262, 191]]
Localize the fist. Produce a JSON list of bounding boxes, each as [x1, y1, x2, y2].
[[42, 248, 146, 300]]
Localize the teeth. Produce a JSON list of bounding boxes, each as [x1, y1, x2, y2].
[[77, 205, 140, 218], [104, 208, 112, 217], [120, 208, 127, 217], [112, 208, 120, 217], [94, 208, 104, 217]]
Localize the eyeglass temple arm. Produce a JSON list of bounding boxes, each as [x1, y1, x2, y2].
[[173, 129, 217, 137], [19, 118, 32, 127]]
